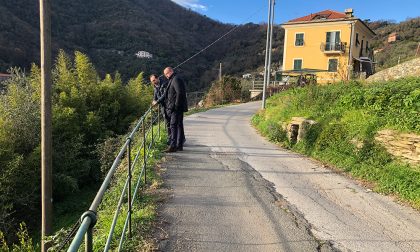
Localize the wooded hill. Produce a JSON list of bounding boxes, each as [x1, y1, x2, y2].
[[0, 0, 282, 91], [368, 17, 420, 70], [0, 0, 417, 90]]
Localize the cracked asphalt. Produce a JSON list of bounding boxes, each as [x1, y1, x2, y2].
[[156, 102, 420, 252]]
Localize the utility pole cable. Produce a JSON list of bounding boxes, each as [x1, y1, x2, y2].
[[40, 0, 53, 251]]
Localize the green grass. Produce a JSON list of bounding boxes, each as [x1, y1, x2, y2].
[[90, 123, 167, 251], [253, 77, 420, 209]]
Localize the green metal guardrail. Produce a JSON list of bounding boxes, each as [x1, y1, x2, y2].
[[67, 106, 163, 252]]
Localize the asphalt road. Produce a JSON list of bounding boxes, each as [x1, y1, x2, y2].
[[157, 101, 420, 252]]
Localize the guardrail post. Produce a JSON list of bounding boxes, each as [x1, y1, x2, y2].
[[85, 227, 93, 252], [127, 138, 132, 238], [143, 118, 146, 185], [151, 109, 154, 144], [80, 211, 97, 252], [157, 106, 160, 138]]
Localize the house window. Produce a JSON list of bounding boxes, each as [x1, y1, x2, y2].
[[355, 33, 360, 46], [295, 33, 304, 46], [325, 31, 341, 50], [366, 41, 369, 53], [328, 59, 338, 72], [293, 59, 302, 70]]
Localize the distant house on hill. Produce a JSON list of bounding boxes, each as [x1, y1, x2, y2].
[[135, 51, 153, 59], [0, 73, 11, 82], [388, 32, 399, 43], [242, 73, 252, 79], [281, 8, 376, 83]]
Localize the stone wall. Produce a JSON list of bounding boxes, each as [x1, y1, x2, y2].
[[285, 117, 316, 144], [375, 130, 420, 165], [282, 118, 420, 165], [366, 57, 420, 83]]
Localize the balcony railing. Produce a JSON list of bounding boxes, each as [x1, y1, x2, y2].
[[321, 42, 346, 53]]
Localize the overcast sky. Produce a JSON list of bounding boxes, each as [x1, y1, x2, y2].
[[171, 0, 420, 24]]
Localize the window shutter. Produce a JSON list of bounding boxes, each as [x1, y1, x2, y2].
[[326, 32, 331, 43], [328, 59, 338, 72], [294, 59, 302, 70], [335, 31, 341, 43]]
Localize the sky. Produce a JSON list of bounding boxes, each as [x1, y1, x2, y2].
[[170, 0, 420, 24]]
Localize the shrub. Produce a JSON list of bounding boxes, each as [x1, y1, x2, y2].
[[0, 223, 38, 252], [0, 50, 153, 242], [204, 75, 242, 106]]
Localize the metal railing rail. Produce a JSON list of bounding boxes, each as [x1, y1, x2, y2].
[[67, 105, 163, 252], [320, 42, 346, 53], [252, 80, 287, 90]]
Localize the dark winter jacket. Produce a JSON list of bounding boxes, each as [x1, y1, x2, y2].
[[153, 76, 168, 106], [165, 74, 188, 114]]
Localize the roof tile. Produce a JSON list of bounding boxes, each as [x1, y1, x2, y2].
[[288, 10, 347, 23]]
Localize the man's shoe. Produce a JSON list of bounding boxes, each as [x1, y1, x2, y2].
[[177, 146, 183, 151], [165, 147, 177, 153]]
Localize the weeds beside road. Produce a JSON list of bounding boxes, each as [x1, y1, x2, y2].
[[253, 77, 420, 209]]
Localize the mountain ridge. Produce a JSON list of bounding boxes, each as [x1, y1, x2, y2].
[[0, 0, 281, 90]]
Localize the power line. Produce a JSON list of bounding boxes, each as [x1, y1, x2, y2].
[[173, 6, 266, 70], [173, 25, 241, 70]]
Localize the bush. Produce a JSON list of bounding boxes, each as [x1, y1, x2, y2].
[[0, 50, 153, 243], [266, 121, 287, 143], [204, 75, 242, 106], [0, 223, 38, 252]]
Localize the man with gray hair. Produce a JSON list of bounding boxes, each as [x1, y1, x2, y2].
[[163, 67, 188, 152]]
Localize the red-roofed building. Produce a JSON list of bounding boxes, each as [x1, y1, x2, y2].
[[288, 10, 347, 23], [281, 9, 376, 83]]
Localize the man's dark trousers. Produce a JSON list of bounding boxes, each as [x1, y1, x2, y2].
[[161, 105, 171, 142], [169, 111, 184, 148]]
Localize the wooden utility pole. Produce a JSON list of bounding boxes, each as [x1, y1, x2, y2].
[[262, 0, 274, 109], [40, 0, 53, 251], [267, 0, 275, 91]]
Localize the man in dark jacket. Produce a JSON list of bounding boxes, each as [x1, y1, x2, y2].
[[150, 74, 170, 138], [163, 67, 188, 152]]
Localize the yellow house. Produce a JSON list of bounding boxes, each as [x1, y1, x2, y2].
[[281, 9, 376, 83]]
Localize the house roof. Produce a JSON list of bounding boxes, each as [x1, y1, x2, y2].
[[287, 10, 348, 23], [283, 9, 375, 36]]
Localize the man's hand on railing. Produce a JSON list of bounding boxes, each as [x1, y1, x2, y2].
[[152, 100, 158, 107]]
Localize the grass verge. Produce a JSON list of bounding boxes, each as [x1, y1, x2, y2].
[[90, 123, 168, 251], [252, 77, 420, 210]]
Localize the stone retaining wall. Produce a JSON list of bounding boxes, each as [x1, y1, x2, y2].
[[375, 129, 420, 165], [366, 57, 420, 83], [282, 118, 420, 165], [285, 117, 316, 144]]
